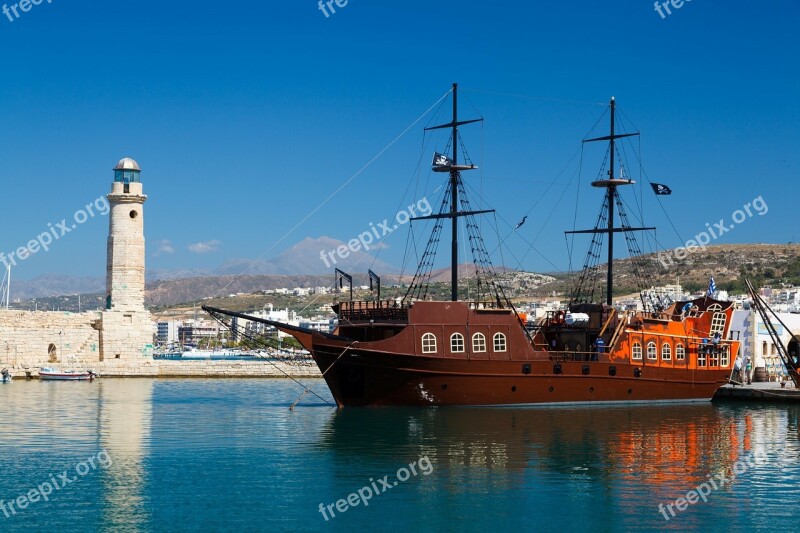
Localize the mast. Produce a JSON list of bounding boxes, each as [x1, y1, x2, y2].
[[450, 85, 460, 301], [607, 97, 616, 306], [567, 97, 651, 306], [414, 83, 489, 302]]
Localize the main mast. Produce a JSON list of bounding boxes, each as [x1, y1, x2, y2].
[[414, 83, 488, 301], [567, 97, 651, 306]]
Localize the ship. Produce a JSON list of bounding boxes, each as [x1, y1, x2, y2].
[[206, 84, 739, 407]]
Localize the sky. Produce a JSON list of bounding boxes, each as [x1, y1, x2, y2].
[[0, 0, 798, 282]]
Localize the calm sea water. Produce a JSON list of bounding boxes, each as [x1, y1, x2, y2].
[[1, 379, 799, 532]]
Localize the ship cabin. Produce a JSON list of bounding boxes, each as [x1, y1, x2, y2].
[[535, 297, 739, 371]]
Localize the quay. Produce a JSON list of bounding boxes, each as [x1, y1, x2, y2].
[[714, 381, 800, 403], [3, 358, 323, 379]]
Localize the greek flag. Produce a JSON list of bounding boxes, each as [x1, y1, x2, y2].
[[707, 276, 716, 296]]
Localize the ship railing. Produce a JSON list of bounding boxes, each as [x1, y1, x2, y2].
[[338, 300, 409, 322]]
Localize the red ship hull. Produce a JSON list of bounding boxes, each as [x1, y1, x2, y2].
[[248, 298, 738, 408], [310, 348, 729, 407]]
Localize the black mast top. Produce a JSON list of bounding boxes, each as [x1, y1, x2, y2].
[[414, 83, 488, 301], [567, 97, 652, 306]]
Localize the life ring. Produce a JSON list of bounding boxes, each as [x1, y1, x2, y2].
[[554, 310, 565, 325]]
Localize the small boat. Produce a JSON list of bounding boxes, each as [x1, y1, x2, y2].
[[38, 368, 98, 381], [1, 368, 11, 384]]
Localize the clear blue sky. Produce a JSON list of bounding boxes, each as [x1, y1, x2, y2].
[[0, 0, 797, 281]]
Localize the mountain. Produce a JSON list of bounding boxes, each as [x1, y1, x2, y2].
[[9, 274, 105, 301], [214, 236, 398, 276]]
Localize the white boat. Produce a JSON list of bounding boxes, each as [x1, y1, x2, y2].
[[1, 368, 11, 384], [38, 368, 98, 381]]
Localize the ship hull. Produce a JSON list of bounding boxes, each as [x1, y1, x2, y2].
[[310, 347, 729, 407]]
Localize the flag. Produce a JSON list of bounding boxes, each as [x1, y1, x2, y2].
[[515, 216, 527, 229], [432, 152, 453, 170], [707, 276, 716, 296], [651, 183, 672, 195]]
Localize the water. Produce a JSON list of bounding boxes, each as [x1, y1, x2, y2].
[[2, 379, 799, 532]]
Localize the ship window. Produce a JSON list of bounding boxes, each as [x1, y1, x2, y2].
[[762, 341, 768, 356], [676, 344, 686, 361], [698, 348, 707, 367], [662, 343, 672, 361], [450, 333, 465, 353], [493, 333, 507, 353], [720, 346, 730, 367], [709, 348, 719, 367], [472, 333, 486, 353], [632, 342, 642, 360], [710, 312, 727, 336], [647, 342, 657, 360], [421, 333, 437, 354]]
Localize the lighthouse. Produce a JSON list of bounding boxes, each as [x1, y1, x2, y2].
[[100, 158, 153, 360], [106, 158, 147, 310]]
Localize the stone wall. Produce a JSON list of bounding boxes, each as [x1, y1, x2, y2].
[[3, 358, 322, 378], [0, 310, 102, 367], [100, 309, 153, 361]]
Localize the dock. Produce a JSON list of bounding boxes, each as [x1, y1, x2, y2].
[[714, 381, 800, 403]]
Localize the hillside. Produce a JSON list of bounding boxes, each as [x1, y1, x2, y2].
[[534, 243, 800, 297]]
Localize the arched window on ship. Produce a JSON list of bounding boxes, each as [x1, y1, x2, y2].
[[676, 343, 686, 361], [647, 342, 657, 361], [472, 333, 486, 353], [662, 343, 672, 361], [710, 312, 727, 337], [421, 333, 437, 354], [493, 333, 507, 353], [632, 342, 643, 360]]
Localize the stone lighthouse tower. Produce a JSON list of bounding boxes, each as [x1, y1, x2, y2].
[[100, 158, 153, 360]]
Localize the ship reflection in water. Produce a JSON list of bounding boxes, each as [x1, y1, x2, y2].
[[2, 380, 800, 531], [319, 402, 800, 530]]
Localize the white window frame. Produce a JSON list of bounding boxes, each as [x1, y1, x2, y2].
[[472, 333, 486, 353], [493, 332, 507, 353], [647, 341, 657, 361], [632, 342, 642, 360], [450, 333, 465, 353], [662, 343, 672, 361], [421, 333, 437, 354], [676, 344, 686, 361]]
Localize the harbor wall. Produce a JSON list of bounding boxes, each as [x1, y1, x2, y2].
[[3, 357, 322, 379], [0, 310, 103, 367]]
